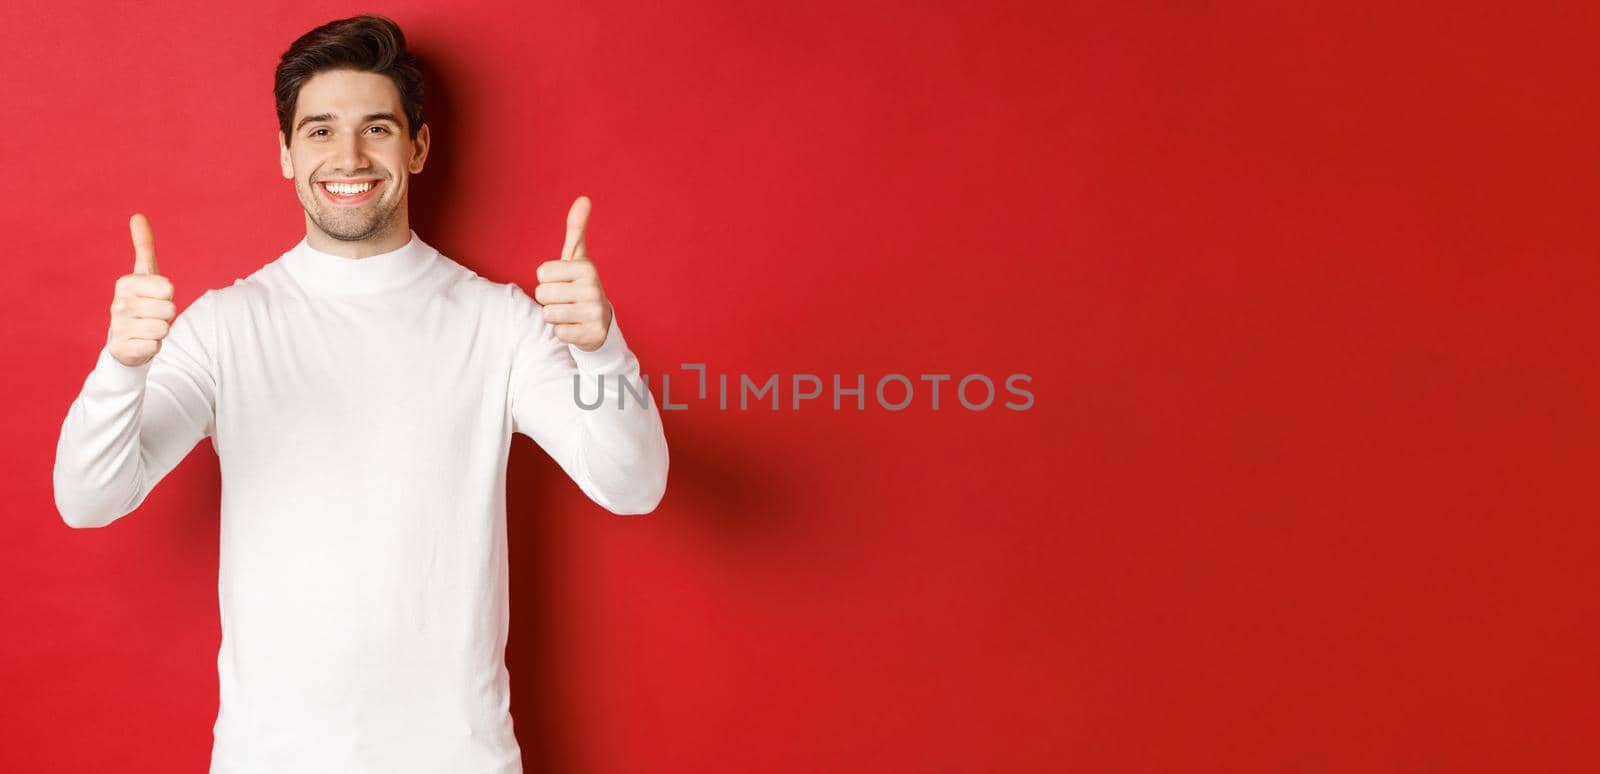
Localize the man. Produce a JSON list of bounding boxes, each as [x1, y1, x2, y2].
[[51, 14, 669, 774]]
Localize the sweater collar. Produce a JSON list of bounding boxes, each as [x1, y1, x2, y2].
[[282, 229, 438, 295]]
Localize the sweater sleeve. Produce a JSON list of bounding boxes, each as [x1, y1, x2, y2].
[[53, 290, 220, 528], [506, 283, 669, 515]]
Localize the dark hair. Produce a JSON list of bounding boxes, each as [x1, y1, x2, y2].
[[274, 14, 424, 146]]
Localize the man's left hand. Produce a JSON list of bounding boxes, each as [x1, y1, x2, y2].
[[534, 195, 614, 352]]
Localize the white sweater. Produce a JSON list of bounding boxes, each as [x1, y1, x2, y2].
[[52, 230, 669, 773]]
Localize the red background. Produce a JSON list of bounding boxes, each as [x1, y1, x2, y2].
[[3, 1, 1596, 771]]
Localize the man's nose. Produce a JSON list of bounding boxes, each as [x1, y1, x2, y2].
[[331, 131, 369, 174]]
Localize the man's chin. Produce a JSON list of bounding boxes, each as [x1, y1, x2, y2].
[[313, 212, 391, 243]]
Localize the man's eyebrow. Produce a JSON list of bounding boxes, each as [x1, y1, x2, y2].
[[294, 112, 403, 132]]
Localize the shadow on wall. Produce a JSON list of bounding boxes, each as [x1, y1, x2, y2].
[[503, 444, 580, 774], [405, 45, 466, 259], [650, 414, 807, 540], [503, 409, 801, 772]]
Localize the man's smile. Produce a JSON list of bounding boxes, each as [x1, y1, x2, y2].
[[318, 177, 384, 205]]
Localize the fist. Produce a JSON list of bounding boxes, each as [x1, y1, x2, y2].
[[534, 196, 613, 351], [106, 213, 177, 368]]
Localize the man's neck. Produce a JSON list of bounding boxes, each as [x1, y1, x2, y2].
[[303, 216, 412, 259]]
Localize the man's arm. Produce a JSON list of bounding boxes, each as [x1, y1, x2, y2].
[[507, 284, 669, 515], [53, 289, 219, 528]]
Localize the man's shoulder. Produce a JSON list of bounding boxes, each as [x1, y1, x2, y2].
[[199, 261, 282, 307], [431, 252, 534, 305]]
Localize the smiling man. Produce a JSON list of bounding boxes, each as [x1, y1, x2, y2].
[[52, 14, 669, 774], [281, 65, 423, 254]]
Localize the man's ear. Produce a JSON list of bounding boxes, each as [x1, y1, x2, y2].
[[279, 130, 294, 180], [408, 123, 431, 174]]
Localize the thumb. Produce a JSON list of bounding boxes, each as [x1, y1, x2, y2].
[[561, 195, 591, 261], [129, 213, 159, 275]]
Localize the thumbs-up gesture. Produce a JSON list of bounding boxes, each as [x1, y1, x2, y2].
[[106, 213, 178, 367], [534, 196, 614, 352]]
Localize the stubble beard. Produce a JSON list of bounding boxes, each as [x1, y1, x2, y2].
[[297, 176, 402, 243]]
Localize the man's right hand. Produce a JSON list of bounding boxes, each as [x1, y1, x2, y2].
[[106, 213, 177, 368]]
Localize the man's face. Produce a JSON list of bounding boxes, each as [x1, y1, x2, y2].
[[278, 69, 429, 244]]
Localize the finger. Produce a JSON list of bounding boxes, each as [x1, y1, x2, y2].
[[116, 272, 176, 301], [536, 258, 595, 284], [534, 281, 598, 305], [112, 296, 178, 321], [561, 195, 591, 261], [129, 213, 159, 275], [541, 302, 587, 324], [121, 317, 171, 341]]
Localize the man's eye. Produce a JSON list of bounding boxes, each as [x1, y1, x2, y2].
[[304, 126, 386, 138]]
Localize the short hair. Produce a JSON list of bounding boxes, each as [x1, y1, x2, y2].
[[273, 14, 425, 146]]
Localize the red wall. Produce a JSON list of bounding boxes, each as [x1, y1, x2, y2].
[[4, 1, 1597, 771]]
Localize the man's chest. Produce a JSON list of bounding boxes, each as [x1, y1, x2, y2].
[[209, 296, 515, 460]]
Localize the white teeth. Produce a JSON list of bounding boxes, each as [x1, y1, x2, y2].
[[324, 181, 374, 195]]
